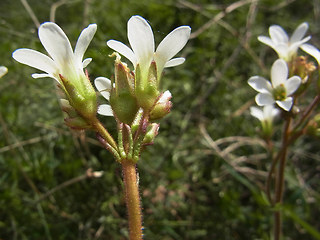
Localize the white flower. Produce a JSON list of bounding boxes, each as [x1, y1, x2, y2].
[[248, 59, 301, 111], [12, 22, 97, 89], [250, 105, 279, 122], [258, 22, 310, 61], [107, 15, 191, 82], [94, 77, 113, 116], [0, 66, 8, 78], [301, 43, 320, 65]]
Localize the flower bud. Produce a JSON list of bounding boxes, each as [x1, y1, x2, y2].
[[64, 116, 91, 129], [142, 123, 160, 145], [306, 114, 320, 137], [60, 99, 91, 130], [149, 90, 172, 120]]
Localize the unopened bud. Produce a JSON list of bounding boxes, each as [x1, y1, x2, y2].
[[64, 116, 91, 130], [149, 90, 172, 120], [306, 113, 320, 137], [142, 123, 160, 145]]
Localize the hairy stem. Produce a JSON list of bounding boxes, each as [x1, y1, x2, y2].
[[273, 117, 291, 240], [122, 159, 143, 240]]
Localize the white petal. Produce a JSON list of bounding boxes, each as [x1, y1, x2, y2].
[[285, 76, 301, 95], [82, 58, 92, 68], [38, 22, 74, 68], [12, 48, 57, 74], [32, 73, 60, 83], [256, 93, 274, 106], [289, 36, 311, 54], [155, 26, 191, 71], [95, 77, 112, 100], [164, 57, 185, 68], [290, 22, 309, 43], [271, 59, 288, 87], [301, 43, 320, 65], [107, 40, 137, 66], [0, 66, 8, 78], [269, 25, 289, 44], [257, 36, 275, 49], [271, 108, 280, 118], [97, 104, 113, 116], [250, 106, 264, 121], [127, 15, 154, 68], [264, 105, 279, 119], [158, 90, 172, 103], [32, 73, 52, 78], [276, 98, 293, 111], [248, 76, 272, 93], [274, 43, 289, 59], [74, 24, 97, 67]]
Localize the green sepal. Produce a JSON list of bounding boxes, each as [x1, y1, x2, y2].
[[64, 117, 91, 130], [135, 62, 160, 111], [110, 58, 139, 124], [59, 74, 97, 119], [131, 109, 143, 135], [142, 123, 159, 145], [117, 123, 127, 159], [110, 92, 138, 124]]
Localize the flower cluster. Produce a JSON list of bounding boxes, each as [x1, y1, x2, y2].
[[12, 16, 191, 162], [247, 22, 320, 135]]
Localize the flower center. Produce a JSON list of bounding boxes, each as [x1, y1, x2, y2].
[[273, 84, 287, 101]]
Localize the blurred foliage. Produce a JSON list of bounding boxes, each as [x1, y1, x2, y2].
[[0, 0, 320, 239]]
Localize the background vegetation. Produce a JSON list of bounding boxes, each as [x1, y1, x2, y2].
[[1, 0, 319, 239]]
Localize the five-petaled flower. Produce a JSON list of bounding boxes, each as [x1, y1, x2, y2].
[[248, 59, 301, 111], [107, 15, 191, 84], [106, 15, 191, 111], [258, 22, 310, 61], [250, 105, 279, 123], [12, 22, 98, 119], [250, 105, 280, 137]]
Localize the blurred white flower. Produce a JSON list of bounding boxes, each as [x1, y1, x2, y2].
[[248, 59, 301, 111], [94, 77, 113, 116], [258, 22, 310, 61], [250, 105, 279, 122], [12, 22, 96, 88], [0, 66, 8, 78], [107, 15, 191, 83]]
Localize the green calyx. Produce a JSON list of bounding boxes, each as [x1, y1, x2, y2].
[[135, 61, 160, 111], [110, 58, 139, 124], [273, 84, 287, 101], [59, 74, 97, 120]]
